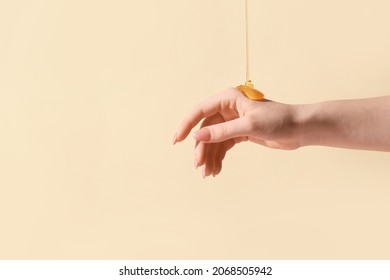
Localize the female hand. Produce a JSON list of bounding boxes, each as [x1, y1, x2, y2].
[[173, 87, 302, 178]]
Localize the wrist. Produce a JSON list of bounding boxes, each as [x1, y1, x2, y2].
[[293, 103, 318, 148], [295, 101, 336, 148]]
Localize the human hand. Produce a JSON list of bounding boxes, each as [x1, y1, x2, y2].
[[173, 87, 303, 178]]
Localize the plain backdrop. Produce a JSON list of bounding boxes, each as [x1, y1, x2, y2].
[[1, 0, 390, 259]]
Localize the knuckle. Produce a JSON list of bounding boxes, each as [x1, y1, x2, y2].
[[214, 123, 229, 140]]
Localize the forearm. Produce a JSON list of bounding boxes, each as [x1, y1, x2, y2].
[[297, 96, 390, 151]]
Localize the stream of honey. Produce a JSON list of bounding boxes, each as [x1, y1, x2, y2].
[[236, 0, 264, 101]]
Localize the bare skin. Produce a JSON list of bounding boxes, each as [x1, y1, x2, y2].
[[173, 87, 390, 178]]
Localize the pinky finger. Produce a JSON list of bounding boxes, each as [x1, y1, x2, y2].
[[212, 139, 236, 176]]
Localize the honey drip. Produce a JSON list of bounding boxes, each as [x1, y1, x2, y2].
[[236, 0, 264, 101]]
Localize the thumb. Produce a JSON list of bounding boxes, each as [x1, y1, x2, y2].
[[193, 117, 250, 143]]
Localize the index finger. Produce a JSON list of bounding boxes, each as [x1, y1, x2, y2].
[[173, 87, 239, 143]]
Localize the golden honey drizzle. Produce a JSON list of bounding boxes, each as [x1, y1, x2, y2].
[[236, 0, 264, 101]]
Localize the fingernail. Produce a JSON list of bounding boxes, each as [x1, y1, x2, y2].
[[172, 133, 177, 145], [202, 167, 206, 179], [193, 128, 211, 141]]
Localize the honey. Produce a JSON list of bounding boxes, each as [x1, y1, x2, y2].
[[236, 0, 265, 101]]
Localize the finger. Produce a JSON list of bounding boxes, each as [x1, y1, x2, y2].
[[195, 140, 206, 168], [204, 142, 218, 178], [213, 139, 236, 176], [213, 137, 248, 176], [195, 113, 225, 169], [174, 88, 239, 143], [194, 116, 251, 143], [212, 143, 222, 176]]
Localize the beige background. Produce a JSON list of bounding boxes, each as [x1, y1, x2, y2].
[[0, 0, 390, 259]]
